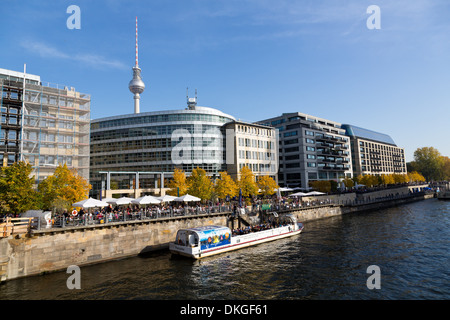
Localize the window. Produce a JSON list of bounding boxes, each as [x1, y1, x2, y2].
[[284, 131, 297, 137], [306, 138, 314, 144], [305, 130, 314, 136], [307, 162, 316, 167], [306, 146, 315, 152]]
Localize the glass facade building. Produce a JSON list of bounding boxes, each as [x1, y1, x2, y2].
[[90, 105, 236, 197]]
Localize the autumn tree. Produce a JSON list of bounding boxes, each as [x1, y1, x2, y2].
[[166, 168, 189, 196], [187, 167, 213, 201], [309, 180, 331, 193], [257, 175, 278, 197], [214, 171, 238, 200], [413, 147, 444, 181], [441, 156, 450, 180], [342, 177, 354, 188], [0, 161, 39, 216], [407, 171, 426, 183], [38, 163, 91, 212], [237, 166, 258, 197]]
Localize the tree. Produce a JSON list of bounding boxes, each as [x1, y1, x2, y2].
[[413, 147, 444, 181], [214, 171, 238, 200], [257, 175, 278, 197], [407, 171, 425, 183], [342, 177, 354, 188], [38, 164, 91, 211], [0, 161, 39, 216], [187, 167, 213, 201], [166, 168, 189, 196], [309, 180, 331, 193], [441, 156, 450, 181], [237, 166, 258, 197], [381, 174, 395, 185]]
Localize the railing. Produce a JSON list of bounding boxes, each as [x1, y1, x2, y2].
[[0, 217, 33, 238], [1, 190, 432, 234]]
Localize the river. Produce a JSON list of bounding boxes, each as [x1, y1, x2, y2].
[[0, 198, 448, 303]]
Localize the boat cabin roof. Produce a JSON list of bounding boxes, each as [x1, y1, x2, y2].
[[179, 225, 230, 237]]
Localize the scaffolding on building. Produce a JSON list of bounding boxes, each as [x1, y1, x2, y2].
[[0, 70, 91, 184]]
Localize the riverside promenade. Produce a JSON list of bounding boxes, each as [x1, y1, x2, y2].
[[0, 185, 433, 282]]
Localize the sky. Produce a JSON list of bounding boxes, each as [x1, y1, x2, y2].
[[1, 0, 449, 162]]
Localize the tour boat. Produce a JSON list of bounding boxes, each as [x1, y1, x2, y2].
[[169, 214, 303, 259]]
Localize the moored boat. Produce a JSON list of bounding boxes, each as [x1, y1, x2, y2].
[[169, 214, 303, 259], [437, 190, 450, 200]]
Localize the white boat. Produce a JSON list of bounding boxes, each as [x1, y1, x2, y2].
[[169, 214, 303, 259]]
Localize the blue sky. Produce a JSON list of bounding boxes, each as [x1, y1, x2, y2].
[[1, 0, 449, 162]]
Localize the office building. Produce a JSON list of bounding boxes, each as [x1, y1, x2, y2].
[[257, 112, 352, 188], [223, 120, 278, 181], [341, 124, 407, 177]]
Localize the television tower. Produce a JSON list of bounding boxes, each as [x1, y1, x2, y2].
[[128, 16, 145, 114]]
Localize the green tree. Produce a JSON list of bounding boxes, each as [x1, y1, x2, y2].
[[257, 175, 278, 197], [413, 147, 444, 181], [237, 166, 258, 197], [38, 164, 91, 211], [187, 167, 213, 201], [342, 177, 354, 188], [0, 161, 39, 216], [309, 180, 331, 193], [214, 171, 238, 200], [441, 156, 450, 180], [166, 168, 189, 196]]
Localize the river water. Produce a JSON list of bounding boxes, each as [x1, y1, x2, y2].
[[0, 198, 449, 302]]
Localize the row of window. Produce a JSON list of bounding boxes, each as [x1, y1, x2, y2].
[[91, 124, 222, 141], [236, 124, 274, 137], [92, 113, 232, 130], [238, 150, 276, 161], [237, 137, 275, 149]]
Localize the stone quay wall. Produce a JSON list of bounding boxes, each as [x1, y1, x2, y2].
[[0, 214, 227, 282]]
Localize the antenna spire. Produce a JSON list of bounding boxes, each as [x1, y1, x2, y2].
[[135, 16, 139, 67]]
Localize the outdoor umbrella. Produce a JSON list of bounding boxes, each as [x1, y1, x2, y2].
[[305, 191, 326, 195], [276, 187, 294, 192], [289, 192, 308, 197], [108, 197, 135, 206], [72, 198, 109, 208], [131, 195, 161, 205], [157, 195, 177, 202], [174, 194, 201, 202]]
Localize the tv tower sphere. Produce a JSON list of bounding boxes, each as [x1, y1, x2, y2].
[[129, 17, 145, 114]]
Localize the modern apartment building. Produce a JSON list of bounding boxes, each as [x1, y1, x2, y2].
[[0, 67, 91, 183], [257, 112, 352, 188], [223, 120, 278, 182], [341, 124, 407, 177]]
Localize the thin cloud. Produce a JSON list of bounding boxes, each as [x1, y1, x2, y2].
[[22, 40, 128, 70]]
